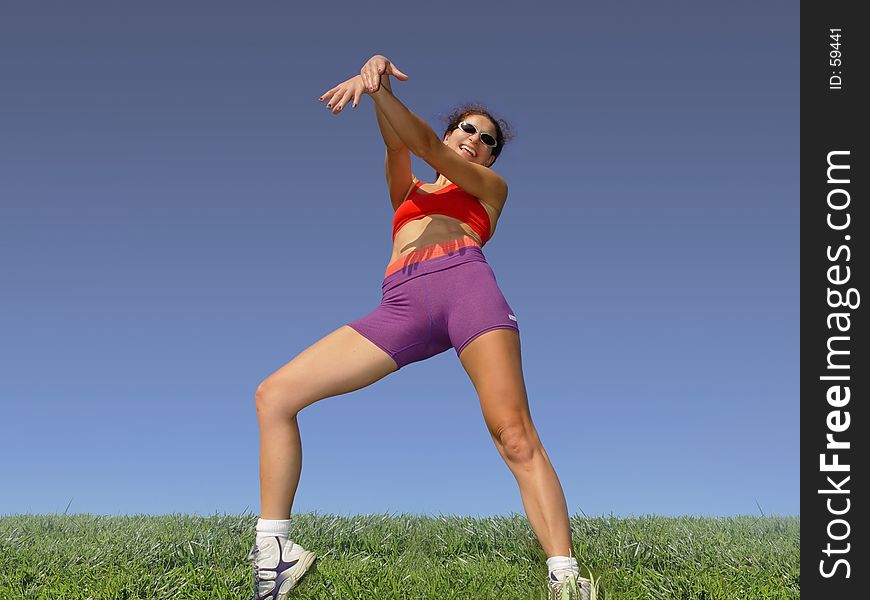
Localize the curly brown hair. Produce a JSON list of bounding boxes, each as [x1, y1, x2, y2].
[[437, 103, 515, 164]]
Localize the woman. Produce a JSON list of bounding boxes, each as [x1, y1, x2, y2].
[[248, 55, 591, 600]]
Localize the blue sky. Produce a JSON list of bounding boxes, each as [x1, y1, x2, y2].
[[0, 1, 798, 517]]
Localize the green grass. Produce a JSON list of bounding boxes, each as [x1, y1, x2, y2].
[[0, 512, 799, 599]]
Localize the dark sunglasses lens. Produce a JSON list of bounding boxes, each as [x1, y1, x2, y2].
[[459, 122, 497, 147]]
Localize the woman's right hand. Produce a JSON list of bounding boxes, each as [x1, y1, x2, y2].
[[359, 54, 409, 93], [318, 74, 369, 113]]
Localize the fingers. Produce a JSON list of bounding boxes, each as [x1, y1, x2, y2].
[[318, 85, 338, 104], [361, 67, 378, 93], [387, 63, 409, 80], [319, 77, 361, 112], [372, 55, 408, 81], [350, 77, 364, 108], [361, 61, 383, 93], [319, 89, 339, 109], [320, 55, 405, 111], [363, 60, 409, 91], [329, 88, 354, 114]]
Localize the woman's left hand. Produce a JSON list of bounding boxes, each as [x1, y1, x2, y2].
[[359, 54, 408, 93], [318, 74, 368, 114]]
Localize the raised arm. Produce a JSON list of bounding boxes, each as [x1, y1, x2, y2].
[[318, 56, 507, 208], [319, 55, 410, 151], [319, 57, 415, 208], [371, 73, 404, 151], [373, 74, 416, 209], [369, 83, 507, 209], [361, 56, 417, 208]]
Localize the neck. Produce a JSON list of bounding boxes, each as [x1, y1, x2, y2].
[[434, 174, 452, 186]]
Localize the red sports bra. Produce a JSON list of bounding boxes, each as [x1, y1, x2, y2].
[[391, 181, 492, 245]]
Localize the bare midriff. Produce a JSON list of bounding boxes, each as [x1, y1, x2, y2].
[[389, 191, 499, 263], [389, 215, 483, 262]]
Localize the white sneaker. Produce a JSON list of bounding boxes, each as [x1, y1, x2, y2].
[[547, 571, 592, 600], [247, 536, 316, 599]]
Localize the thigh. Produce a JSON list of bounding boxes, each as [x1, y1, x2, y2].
[[258, 325, 398, 415], [457, 327, 537, 443], [440, 261, 520, 358]]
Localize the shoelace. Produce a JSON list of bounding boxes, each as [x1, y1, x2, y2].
[[560, 574, 578, 600], [550, 574, 587, 600]]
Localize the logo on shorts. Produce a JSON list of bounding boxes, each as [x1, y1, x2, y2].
[[508, 314, 517, 321]]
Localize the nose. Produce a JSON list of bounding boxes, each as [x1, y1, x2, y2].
[[463, 136, 482, 151]]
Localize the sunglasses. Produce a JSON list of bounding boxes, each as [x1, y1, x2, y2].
[[457, 121, 498, 148]]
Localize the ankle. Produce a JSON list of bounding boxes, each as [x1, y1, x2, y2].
[[547, 555, 579, 577], [256, 518, 291, 543]]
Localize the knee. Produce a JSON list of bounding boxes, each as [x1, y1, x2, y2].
[[254, 379, 298, 420], [495, 422, 538, 465]]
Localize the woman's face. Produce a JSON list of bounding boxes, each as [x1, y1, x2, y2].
[[443, 114, 497, 168]]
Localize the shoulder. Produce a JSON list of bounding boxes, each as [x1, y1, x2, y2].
[[454, 179, 508, 218], [419, 142, 508, 210]]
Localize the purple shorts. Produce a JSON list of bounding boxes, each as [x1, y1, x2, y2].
[[347, 237, 519, 369]]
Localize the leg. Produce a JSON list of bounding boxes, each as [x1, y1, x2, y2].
[[458, 328, 574, 558], [255, 325, 398, 519]]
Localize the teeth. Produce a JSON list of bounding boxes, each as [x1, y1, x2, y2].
[[461, 145, 475, 156]]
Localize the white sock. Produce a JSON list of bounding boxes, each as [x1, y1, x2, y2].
[[256, 518, 292, 546], [547, 555, 580, 579]]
